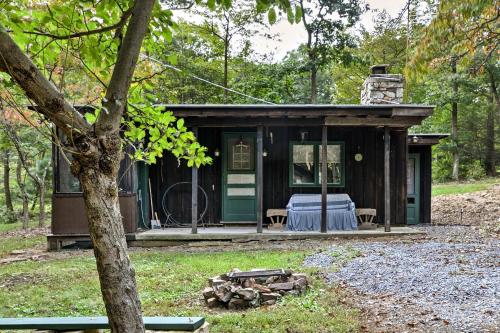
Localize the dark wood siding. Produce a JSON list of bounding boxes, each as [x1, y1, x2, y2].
[[52, 194, 137, 234], [151, 126, 409, 226]]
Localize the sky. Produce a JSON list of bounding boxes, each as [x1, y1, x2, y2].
[[173, 0, 408, 62], [260, 0, 407, 60]]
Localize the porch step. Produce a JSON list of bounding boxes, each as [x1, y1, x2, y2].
[[220, 221, 258, 227]]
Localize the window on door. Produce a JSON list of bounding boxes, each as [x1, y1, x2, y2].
[[407, 158, 415, 194], [228, 137, 255, 171]]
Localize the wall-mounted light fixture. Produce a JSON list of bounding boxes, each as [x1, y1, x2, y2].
[[300, 130, 309, 142], [214, 148, 220, 157], [354, 153, 363, 162], [412, 135, 419, 143], [263, 149, 269, 157]]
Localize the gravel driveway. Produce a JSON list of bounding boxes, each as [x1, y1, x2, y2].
[[304, 225, 499, 332]]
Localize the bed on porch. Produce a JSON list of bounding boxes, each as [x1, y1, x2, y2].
[[286, 194, 357, 231]]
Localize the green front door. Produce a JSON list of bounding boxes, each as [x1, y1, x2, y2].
[[407, 153, 420, 224], [222, 133, 257, 222]]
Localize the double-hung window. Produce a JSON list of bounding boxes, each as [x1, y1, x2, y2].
[[289, 142, 345, 187]]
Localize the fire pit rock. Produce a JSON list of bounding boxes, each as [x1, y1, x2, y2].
[[203, 269, 309, 309]]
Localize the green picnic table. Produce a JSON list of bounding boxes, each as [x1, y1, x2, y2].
[[0, 316, 207, 332]]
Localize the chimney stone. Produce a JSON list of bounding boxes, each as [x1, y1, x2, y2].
[[361, 65, 404, 105]]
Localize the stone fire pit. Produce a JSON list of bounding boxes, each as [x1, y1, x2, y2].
[[202, 269, 309, 309]]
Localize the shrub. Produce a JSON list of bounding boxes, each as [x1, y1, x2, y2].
[[0, 207, 17, 224], [432, 151, 453, 183], [465, 160, 486, 180]]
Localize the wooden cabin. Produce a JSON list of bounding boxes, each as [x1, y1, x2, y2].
[[48, 67, 448, 248]]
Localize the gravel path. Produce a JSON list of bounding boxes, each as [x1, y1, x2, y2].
[[304, 226, 500, 332]]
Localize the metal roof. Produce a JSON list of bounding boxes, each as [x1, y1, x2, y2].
[[158, 104, 434, 128], [157, 103, 434, 111]]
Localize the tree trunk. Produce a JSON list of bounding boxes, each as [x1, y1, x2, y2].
[[484, 103, 495, 176], [38, 182, 46, 227], [75, 134, 144, 332], [79, 168, 143, 332], [310, 65, 318, 104], [16, 161, 29, 229], [485, 66, 498, 176], [0, 1, 155, 330], [223, 37, 229, 104], [31, 190, 38, 211], [451, 57, 459, 180], [3, 149, 13, 212]]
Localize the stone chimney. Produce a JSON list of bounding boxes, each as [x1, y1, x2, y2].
[[361, 64, 404, 104]]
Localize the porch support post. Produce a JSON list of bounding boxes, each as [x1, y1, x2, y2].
[[256, 126, 263, 233], [321, 125, 328, 233], [191, 127, 198, 234], [384, 126, 391, 232]]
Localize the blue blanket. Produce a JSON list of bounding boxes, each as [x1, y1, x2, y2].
[[286, 194, 358, 231]]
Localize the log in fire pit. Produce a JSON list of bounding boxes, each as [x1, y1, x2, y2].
[[202, 269, 309, 309]]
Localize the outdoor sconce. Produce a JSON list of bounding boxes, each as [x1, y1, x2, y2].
[[300, 130, 309, 142], [263, 149, 269, 157], [412, 135, 419, 143], [214, 148, 220, 157]]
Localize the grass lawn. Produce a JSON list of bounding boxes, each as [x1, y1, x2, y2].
[[0, 222, 46, 259], [432, 177, 499, 196], [0, 248, 360, 332], [0, 235, 45, 259], [0, 222, 28, 233]]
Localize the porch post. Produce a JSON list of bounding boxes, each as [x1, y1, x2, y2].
[[191, 127, 198, 234], [384, 126, 391, 232], [321, 125, 328, 233], [256, 126, 263, 233]]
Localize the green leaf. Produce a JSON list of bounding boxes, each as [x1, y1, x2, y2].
[[287, 7, 294, 24], [84, 112, 96, 124], [268, 8, 277, 25], [256, 1, 268, 13], [295, 5, 302, 24], [149, 127, 161, 141], [176, 118, 185, 130], [167, 54, 178, 65], [207, 0, 215, 10]]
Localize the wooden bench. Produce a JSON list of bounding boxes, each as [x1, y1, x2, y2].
[[266, 209, 287, 230], [0, 317, 208, 332]]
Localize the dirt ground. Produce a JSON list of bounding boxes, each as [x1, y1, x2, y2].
[[431, 185, 500, 236]]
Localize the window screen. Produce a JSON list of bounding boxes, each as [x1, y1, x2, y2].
[[292, 144, 315, 184]]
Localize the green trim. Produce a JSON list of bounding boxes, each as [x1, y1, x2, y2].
[[136, 161, 150, 229], [0, 317, 205, 331], [407, 153, 420, 225], [222, 132, 257, 221], [288, 141, 345, 188]]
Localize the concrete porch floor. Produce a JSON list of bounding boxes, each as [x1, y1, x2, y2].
[[129, 226, 423, 246]]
